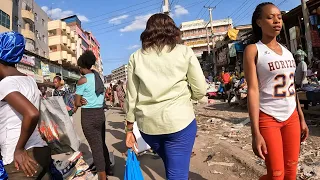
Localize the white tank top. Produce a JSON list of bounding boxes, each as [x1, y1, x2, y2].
[[255, 41, 296, 121]]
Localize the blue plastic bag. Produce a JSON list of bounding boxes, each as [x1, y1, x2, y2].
[[0, 160, 8, 180], [124, 149, 144, 180]]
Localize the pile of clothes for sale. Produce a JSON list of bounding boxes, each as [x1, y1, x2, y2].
[[52, 151, 97, 180]]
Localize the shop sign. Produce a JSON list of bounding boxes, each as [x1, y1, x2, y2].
[[41, 62, 51, 76], [186, 39, 207, 46], [20, 54, 35, 66]]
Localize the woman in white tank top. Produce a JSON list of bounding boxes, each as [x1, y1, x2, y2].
[[243, 3, 309, 180]]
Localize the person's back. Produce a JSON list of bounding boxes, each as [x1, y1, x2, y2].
[[127, 44, 206, 134], [222, 72, 231, 84], [0, 76, 46, 165], [295, 60, 308, 86], [76, 73, 104, 108], [125, 14, 207, 180]]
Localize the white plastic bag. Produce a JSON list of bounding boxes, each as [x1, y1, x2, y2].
[[132, 122, 151, 154]]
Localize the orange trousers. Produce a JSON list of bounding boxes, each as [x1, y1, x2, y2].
[[259, 110, 301, 180]]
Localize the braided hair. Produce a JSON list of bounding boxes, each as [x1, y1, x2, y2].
[[252, 2, 275, 43]]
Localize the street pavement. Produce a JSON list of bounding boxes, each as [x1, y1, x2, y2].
[[73, 108, 249, 180], [73, 108, 166, 180]]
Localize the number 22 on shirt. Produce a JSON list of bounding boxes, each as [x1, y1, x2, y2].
[[273, 73, 295, 97]]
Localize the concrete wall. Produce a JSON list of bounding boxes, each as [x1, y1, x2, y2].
[[18, 0, 49, 58], [30, 0, 49, 58], [0, 0, 13, 32]]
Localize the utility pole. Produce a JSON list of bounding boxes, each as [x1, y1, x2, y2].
[[301, 0, 313, 64], [206, 26, 211, 53], [163, 0, 170, 15], [204, 6, 217, 75]]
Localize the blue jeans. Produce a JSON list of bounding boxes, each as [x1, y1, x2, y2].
[[140, 120, 197, 180]]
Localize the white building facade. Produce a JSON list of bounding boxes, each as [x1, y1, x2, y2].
[[111, 64, 128, 84], [180, 18, 233, 57]]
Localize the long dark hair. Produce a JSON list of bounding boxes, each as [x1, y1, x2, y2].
[[252, 2, 274, 42], [140, 13, 181, 53]]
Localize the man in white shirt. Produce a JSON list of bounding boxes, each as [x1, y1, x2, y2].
[[295, 54, 308, 88]]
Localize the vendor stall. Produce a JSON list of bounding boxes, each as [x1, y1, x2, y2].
[[298, 84, 320, 115]]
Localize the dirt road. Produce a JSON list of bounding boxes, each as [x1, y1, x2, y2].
[[73, 102, 320, 180]]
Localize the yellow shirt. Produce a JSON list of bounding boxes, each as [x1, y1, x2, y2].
[[125, 45, 207, 135]]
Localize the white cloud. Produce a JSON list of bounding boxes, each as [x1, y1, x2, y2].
[[41, 6, 49, 12], [173, 5, 189, 17], [120, 14, 152, 32], [77, 15, 89, 22], [109, 15, 129, 25], [127, 44, 140, 50], [41, 6, 89, 22]]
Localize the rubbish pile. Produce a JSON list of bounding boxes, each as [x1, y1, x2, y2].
[[195, 103, 320, 180]]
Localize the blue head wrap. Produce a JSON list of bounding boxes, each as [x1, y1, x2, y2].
[[0, 32, 25, 64]]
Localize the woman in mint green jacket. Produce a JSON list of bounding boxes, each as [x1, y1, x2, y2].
[[125, 13, 207, 180]]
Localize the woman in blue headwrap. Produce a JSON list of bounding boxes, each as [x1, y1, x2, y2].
[[0, 32, 52, 179]]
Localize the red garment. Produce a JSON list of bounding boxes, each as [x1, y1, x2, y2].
[[222, 73, 230, 84], [259, 110, 300, 180]]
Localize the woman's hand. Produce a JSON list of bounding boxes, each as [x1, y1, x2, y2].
[[252, 133, 268, 160], [80, 98, 87, 105], [300, 119, 309, 142], [14, 149, 38, 177], [126, 132, 138, 152]]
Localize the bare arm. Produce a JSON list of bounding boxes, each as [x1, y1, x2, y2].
[[75, 77, 87, 107], [244, 44, 268, 159], [243, 44, 260, 136], [296, 90, 309, 142]]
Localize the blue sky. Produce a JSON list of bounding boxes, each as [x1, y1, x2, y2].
[[36, 0, 300, 75]]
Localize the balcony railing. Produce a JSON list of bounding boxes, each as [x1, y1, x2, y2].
[[21, 28, 35, 41], [49, 51, 67, 63], [21, 10, 34, 22]]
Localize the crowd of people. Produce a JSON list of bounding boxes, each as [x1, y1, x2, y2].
[[106, 80, 126, 110], [0, 2, 315, 180]]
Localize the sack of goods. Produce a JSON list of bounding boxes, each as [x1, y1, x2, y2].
[[124, 150, 144, 180], [38, 96, 80, 154], [52, 151, 97, 180]]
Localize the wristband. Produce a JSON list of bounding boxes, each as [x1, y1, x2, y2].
[[125, 126, 133, 133]]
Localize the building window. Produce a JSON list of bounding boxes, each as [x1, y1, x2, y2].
[[34, 13, 38, 21], [36, 30, 39, 38], [0, 10, 10, 29], [14, 16, 19, 27], [42, 35, 46, 43], [42, 19, 45, 26]]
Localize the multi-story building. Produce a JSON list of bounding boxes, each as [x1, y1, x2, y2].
[[180, 18, 233, 57], [61, 15, 103, 76], [48, 20, 78, 65], [85, 31, 103, 75], [0, 0, 51, 84], [0, 0, 13, 32], [61, 15, 87, 58], [104, 74, 112, 84], [13, 0, 49, 58], [111, 64, 128, 83]]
